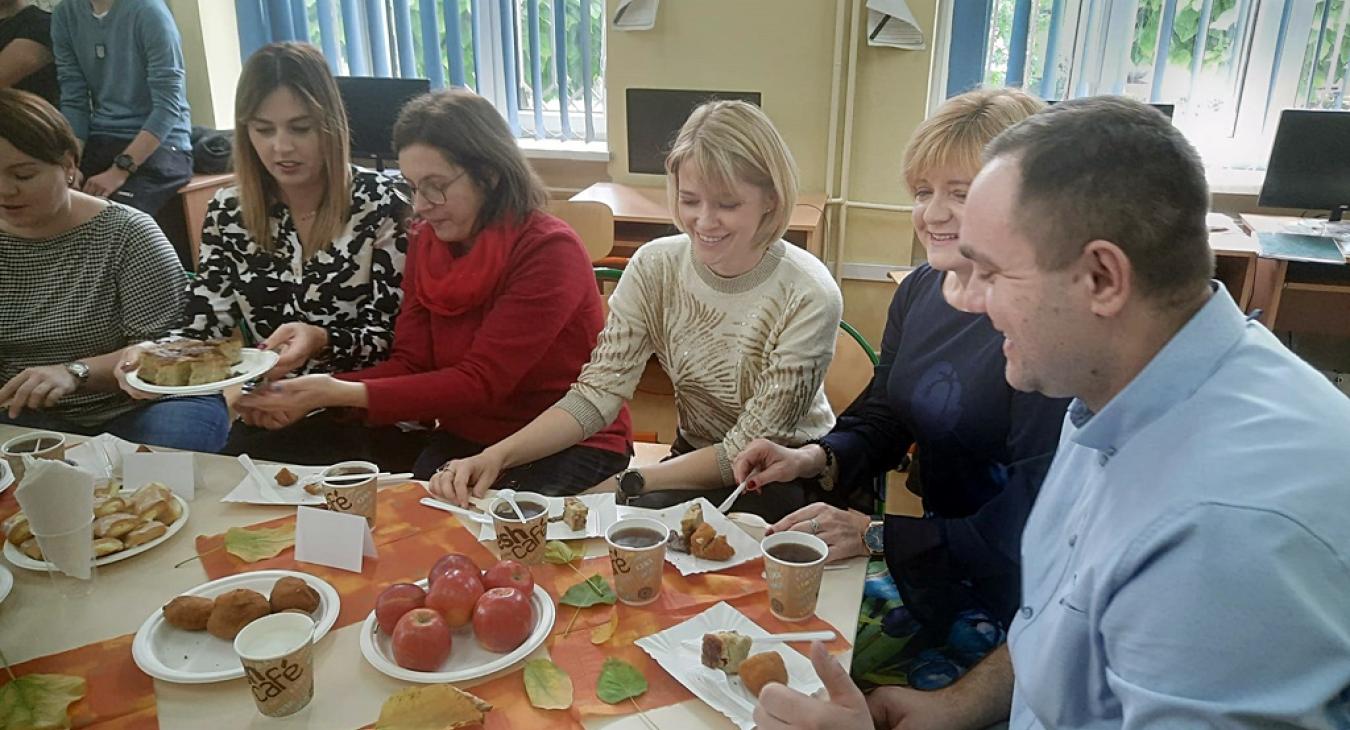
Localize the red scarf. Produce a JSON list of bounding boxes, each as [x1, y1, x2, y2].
[[412, 216, 524, 317]]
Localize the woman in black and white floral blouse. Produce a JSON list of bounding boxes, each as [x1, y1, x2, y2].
[[119, 42, 409, 464]]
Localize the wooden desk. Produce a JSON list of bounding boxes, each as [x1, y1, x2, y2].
[[1208, 220, 1260, 312], [1241, 213, 1350, 334], [178, 173, 234, 270], [571, 182, 827, 258]]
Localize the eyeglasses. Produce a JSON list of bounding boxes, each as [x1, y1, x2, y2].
[[395, 170, 467, 207]]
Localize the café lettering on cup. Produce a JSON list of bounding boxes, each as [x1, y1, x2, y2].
[[490, 494, 550, 564], [245, 654, 309, 705], [234, 613, 317, 718], [761, 532, 828, 622], [318, 461, 378, 527]]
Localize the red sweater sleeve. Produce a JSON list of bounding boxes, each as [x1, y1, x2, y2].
[[337, 238, 432, 382], [355, 221, 595, 425]]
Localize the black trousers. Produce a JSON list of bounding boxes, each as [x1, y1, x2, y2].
[[626, 433, 840, 524], [81, 135, 193, 217], [222, 411, 629, 496]]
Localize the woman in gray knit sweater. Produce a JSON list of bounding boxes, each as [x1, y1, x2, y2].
[[430, 101, 843, 521]]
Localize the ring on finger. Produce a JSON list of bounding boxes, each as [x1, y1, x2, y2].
[[809, 517, 821, 535], [435, 461, 453, 474]]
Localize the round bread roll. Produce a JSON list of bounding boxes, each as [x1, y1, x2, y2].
[[92, 537, 124, 557], [740, 652, 788, 698], [94, 496, 127, 518], [163, 595, 215, 631], [93, 512, 140, 539], [207, 589, 271, 640], [153, 497, 183, 525], [123, 521, 168, 549], [269, 576, 321, 614], [3, 513, 31, 545]]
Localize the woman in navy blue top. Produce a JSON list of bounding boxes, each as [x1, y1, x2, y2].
[[736, 88, 1068, 682]]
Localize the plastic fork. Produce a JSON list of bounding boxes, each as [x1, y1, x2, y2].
[[690, 667, 758, 717]]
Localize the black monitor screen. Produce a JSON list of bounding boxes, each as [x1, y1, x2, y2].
[[626, 89, 762, 175], [1260, 109, 1350, 214], [336, 76, 431, 161]]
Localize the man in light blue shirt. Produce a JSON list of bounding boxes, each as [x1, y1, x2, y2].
[[849, 97, 1350, 730], [51, 0, 192, 216]]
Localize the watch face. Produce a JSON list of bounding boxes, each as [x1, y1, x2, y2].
[[618, 470, 644, 497], [864, 523, 885, 554]]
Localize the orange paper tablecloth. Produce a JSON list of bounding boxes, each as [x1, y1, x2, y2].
[[193, 483, 497, 628], [5, 634, 157, 730]]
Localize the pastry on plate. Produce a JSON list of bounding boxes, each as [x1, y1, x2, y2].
[[93, 512, 140, 539], [562, 496, 588, 531], [136, 335, 243, 387], [740, 651, 788, 697], [123, 521, 167, 549], [269, 576, 320, 614], [3, 512, 31, 545], [689, 522, 734, 561], [207, 588, 271, 640], [274, 468, 298, 487], [163, 595, 214, 631], [92, 536, 124, 557], [701, 630, 752, 673]]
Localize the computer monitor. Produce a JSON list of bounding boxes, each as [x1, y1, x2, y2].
[[1260, 109, 1350, 222], [626, 89, 763, 175], [335, 76, 431, 166]]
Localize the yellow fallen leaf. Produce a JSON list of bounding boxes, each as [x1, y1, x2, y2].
[[0, 673, 87, 730], [224, 524, 296, 562], [590, 607, 619, 645], [374, 684, 491, 730], [522, 659, 573, 710]]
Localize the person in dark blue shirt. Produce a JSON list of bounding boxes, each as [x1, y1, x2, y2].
[[735, 87, 1068, 689]]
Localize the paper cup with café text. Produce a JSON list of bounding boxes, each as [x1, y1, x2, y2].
[[489, 493, 549, 564], [2, 431, 67, 484], [234, 612, 316, 718], [605, 517, 670, 606], [761, 531, 828, 622], [319, 461, 378, 527]]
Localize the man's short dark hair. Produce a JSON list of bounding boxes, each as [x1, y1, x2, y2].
[[985, 96, 1213, 304]]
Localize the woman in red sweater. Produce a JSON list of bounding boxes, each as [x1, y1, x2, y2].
[[237, 89, 632, 489]]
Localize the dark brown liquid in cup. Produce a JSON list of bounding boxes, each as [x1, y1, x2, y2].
[[609, 527, 664, 548], [767, 543, 823, 564], [9, 438, 56, 453], [495, 503, 545, 520]]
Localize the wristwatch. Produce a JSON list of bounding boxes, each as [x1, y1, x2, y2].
[[615, 469, 646, 506], [113, 153, 138, 174], [63, 361, 90, 388], [862, 519, 885, 557]]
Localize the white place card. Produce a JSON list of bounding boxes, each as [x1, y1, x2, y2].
[[122, 452, 196, 500], [293, 506, 377, 573]]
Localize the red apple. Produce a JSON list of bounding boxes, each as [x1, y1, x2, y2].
[[428, 553, 481, 588], [481, 559, 534, 595], [472, 587, 533, 653], [375, 583, 426, 635], [426, 568, 484, 629], [391, 608, 452, 671]]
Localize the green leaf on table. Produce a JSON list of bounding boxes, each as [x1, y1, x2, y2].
[[224, 524, 296, 562], [543, 540, 578, 565], [559, 574, 615, 608], [522, 659, 573, 710], [590, 607, 619, 645], [595, 658, 647, 705], [0, 673, 87, 730]]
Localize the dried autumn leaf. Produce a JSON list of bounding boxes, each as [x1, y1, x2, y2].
[[590, 607, 619, 645], [374, 684, 491, 730], [522, 659, 573, 710], [224, 524, 296, 562], [559, 574, 615, 608], [0, 673, 87, 730], [542, 540, 578, 565], [596, 658, 647, 705]]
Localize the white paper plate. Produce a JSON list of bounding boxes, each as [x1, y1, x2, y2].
[[124, 348, 279, 396], [635, 601, 826, 729], [221, 463, 326, 506], [0, 563, 12, 604], [0, 460, 12, 495], [3, 492, 190, 572], [635, 498, 762, 576], [131, 570, 340, 684], [473, 492, 618, 541], [359, 580, 555, 683]]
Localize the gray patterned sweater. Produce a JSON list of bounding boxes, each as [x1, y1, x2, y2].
[[557, 235, 841, 483]]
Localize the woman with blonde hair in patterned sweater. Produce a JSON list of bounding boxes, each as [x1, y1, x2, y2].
[[432, 100, 843, 522]]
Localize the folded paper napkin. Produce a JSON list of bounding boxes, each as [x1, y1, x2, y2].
[[17, 457, 95, 578]]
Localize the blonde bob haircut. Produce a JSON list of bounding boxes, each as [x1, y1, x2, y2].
[[902, 87, 1045, 191], [233, 42, 352, 256], [664, 100, 798, 248]]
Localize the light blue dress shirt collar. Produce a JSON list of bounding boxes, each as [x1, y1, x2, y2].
[[1067, 284, 1241, 453]]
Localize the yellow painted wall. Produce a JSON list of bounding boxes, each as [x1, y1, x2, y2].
[[167, 0, 240, 129]]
